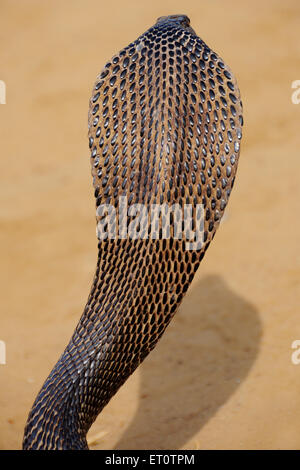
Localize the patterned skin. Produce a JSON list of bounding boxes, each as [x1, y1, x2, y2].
[[23, 15, 243, 450]]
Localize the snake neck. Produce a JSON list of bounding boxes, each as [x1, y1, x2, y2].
[[23, 242, 152, 449], [23, 237, 197, 450], [23, 345, 90, 449]]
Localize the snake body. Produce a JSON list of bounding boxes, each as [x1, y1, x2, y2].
[[23, 15, 243, 450]]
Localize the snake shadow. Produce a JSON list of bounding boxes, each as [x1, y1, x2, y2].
[[114, 274, 262, 449]]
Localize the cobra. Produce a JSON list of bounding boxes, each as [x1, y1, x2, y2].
[[23, 14, 243, 450]]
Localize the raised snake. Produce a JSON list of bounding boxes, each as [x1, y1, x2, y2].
[[23, 14, 243, 450]]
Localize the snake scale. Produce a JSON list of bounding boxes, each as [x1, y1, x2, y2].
[[23, 15, 243, 450]]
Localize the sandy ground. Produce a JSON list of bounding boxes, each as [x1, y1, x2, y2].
[[0, 0, 299, 450]]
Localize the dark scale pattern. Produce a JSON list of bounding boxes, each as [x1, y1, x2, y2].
[[23, 15, 243, 450]]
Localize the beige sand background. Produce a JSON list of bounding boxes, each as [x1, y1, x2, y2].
[[0, 0, 299, 450]]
